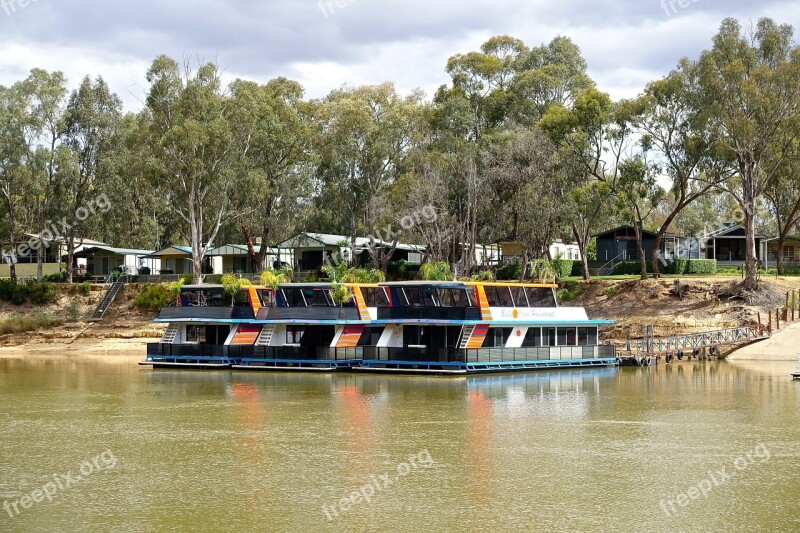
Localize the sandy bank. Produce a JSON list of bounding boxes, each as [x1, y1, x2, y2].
[[729, 322, 800, 361], [0, 337, 149, 358]]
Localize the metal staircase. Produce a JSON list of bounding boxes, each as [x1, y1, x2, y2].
[[160, 324, 179, 344], [90, 274, 127, 321], [255, 325, 275, 347], [459, 325, 475, 349]]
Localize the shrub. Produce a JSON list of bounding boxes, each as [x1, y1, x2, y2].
[[470, 269, 495, 281], [662, 259, 717, 275], [135, 284, 172, 311], [42, 272, 66, 283], [551, 257, 574, 279], [602, 284, 622, 298], [77, 282, 92, 296], [557, 281, 586, 304], [0, 280, 57, 305], [571, 261, 584, 277], [65, 299, 82, 323], [0, 315, 63, 335], [610, 262, 644, 275], [27, 282, 57, 304], [496, 260, 522, 281]]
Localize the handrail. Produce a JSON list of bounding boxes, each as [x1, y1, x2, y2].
[[631, 326, 765, 355]]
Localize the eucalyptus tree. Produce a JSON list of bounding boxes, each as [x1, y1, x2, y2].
[[616, 155, 664, 279], [763, 138, 800, 274], [94, 112, 165, 251], [229, 77, 313, 272], [634, 61, 731, 277], [0, 85, 28, 282], [483, 126, 568, 278], [540, 87, 633, 279], [697, 18, 800, 290], [313, 82, 426, 272], [145, 56, 239, 283], [16, 69, 68, 280], [62, 75, 122, 282]]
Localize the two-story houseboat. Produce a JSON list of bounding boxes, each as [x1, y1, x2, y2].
[[140, 281, 616, 374]]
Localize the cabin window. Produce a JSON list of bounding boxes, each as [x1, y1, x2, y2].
[[258, 289, 275, 307], [485, 286, 513, 307], [437, 289, 455, 307], [422, 287, 438, 307], [362, 287, 389, 307], [557, 327, 577, 346], [286, 326, 305, 344], [482, 328, 513, 348], [521, 327, 542, 347], [405, 326, 427, 347], [510, 287, 528, 307], [403, 288, 425, 307], [542, 327, 557, 347], [233, 290, 251, 307], [358, 327, 385, 346], [186, 325, 204, 344], [282, 288, 307, 307], [526, 288, 556, 307], [303, 288, 332, 307], [578, 327, 598, 346]]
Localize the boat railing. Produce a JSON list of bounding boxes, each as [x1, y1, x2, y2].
[[147, 343, 617, 363]]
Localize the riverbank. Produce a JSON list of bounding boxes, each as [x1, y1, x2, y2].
[[728, 321, 800, 361], [1, 277, 800, 359]]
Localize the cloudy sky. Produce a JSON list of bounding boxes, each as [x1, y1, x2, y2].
[[0, 0, 798, 111]]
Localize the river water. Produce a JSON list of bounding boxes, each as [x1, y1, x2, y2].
[[0, 356, 798, 532]]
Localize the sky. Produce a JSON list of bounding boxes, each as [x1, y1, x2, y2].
[[0, 0, 798, 111]]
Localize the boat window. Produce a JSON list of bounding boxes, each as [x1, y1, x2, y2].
[[286, 326, 305, 344], [304, 288, 331, 307], [404, 326, 427, 346], [361, 287, 389, 307], [358, 327, 385, 346], [258, 289, 275, 307], [510, 287, 528, 307], [282, 288, 307, 307], [484, 287, 501, 306], [462, 288, 475, 307], [437, 288, 454, 307], [482, 328, 513, 348], [233, 290, 251, 307], [526, 287, 556, 308], [557, 327, 577, 346], [497, 287, 515, 307], [543, 327, 557, 347], [578, 327, 597, 346], [521, 327, 542, 347], [403, 288, 425, 307], [422, 287, 438, 307]]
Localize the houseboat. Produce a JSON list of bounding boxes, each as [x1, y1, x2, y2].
[[140, 281, 617, 374]]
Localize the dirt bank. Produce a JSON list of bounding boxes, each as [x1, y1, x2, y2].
[[0, 284, 162, 358], [568, 276, 800, 344]]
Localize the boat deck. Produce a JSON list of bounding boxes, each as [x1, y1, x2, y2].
[[232, 359, 362, 372], [354, 358, 618, 375]]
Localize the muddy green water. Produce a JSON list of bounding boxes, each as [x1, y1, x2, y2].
[[0, 357, 798, 532]]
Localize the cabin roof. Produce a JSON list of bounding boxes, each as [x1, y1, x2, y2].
[[73, 245, 154, 257], [593, 225, 658, 239]]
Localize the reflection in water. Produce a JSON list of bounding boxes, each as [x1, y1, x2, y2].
[[0, 358, 798, 532]]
